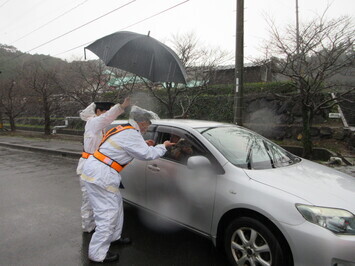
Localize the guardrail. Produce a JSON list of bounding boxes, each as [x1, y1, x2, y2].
[[52, 117, 81, 134]]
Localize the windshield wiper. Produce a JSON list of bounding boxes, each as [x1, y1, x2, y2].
[[246, 144, 253, 169], [199, 127, 216, 134], [263, 140, 276, 168]]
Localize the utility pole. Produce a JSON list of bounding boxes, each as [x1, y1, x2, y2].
[[233, 0, 244, 125], [296, 0, 300, 55]]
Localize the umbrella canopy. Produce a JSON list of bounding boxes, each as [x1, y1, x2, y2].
[[85, 31, 187, 84]]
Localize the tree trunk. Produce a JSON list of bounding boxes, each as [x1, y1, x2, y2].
[[44, 115, 51, 135], [301, 104, 313, 159], [43, 97, 51, 135], [0, 111, 3, 131], [166, 82, 175, 118], [44, 108, 51, 135], [9, 116, 16, 132], [167, 106, 174, 118]]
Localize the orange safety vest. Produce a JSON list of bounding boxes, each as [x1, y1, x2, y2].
[[81, 151, 92, 159], [93, 124, 135, 173]]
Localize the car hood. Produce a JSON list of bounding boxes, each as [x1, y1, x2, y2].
[[244, 159, 355, 213]]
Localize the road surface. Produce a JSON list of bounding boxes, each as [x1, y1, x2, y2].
[[0, 147, 228, 266]]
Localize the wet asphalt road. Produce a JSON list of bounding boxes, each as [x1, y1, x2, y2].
[[0, 147, 228, 266]]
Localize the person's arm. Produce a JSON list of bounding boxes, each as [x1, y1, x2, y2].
[[145, 140, 155, 146], [120, 130, 170, 160], [90, 97, 130, 132]]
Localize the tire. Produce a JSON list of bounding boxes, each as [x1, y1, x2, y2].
[[224, 217, 288, 266]]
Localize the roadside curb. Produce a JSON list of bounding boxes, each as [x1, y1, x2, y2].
[[0, 142, 81, 159]]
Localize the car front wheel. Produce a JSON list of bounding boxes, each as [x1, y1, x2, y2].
[[224, 217, 288, 266]]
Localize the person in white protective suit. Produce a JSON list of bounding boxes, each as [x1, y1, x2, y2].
[[76, 98, 131, 234], [81, 106, 175, 263]]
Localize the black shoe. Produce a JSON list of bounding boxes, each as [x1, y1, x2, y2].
[[103, 251, 119, 263], [90, 251, 119, 263], [111, 237, 132, 245]]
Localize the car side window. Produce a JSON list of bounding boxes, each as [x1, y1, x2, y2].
[[142, 125, 158, 142], [157, 131, 197, 165], [142, 130, 155, 141], [168, 138, 195, 164], [153, 126, 224, 174]]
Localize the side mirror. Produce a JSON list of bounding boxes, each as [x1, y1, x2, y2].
[[187, 155, 211, 169]]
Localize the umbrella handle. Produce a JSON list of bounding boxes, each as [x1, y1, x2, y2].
[[84, 48, 87, 60]]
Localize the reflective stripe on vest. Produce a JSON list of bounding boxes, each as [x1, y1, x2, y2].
[[81, 151, 92, 159], [93, 150, 126, 172], [93, 125, 135, 172]]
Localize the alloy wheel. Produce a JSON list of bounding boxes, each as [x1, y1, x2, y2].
[[230, 226, 272, 266]]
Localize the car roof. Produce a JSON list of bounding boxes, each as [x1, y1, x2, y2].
[[112, 119, 234, 130], [153, 119, 233, 129]]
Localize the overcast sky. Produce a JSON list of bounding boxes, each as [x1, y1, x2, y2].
[[0, 0, 354, 63]]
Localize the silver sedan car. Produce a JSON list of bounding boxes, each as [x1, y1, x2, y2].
[[116, 119, 355, 266]]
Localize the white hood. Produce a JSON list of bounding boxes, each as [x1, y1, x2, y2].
[[79, 102, 96, 121], [244, 159, 355, 213]]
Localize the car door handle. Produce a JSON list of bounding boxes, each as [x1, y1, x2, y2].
[[147, 164, 160, 172]]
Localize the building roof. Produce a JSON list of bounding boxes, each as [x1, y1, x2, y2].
[[214, 63, 263, 71]]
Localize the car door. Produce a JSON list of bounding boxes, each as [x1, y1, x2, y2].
[[120, 125, 158, 208], [145, 126, 218, 234]]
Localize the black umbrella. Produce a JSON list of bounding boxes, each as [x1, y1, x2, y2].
[[85, 31, 187, 84]]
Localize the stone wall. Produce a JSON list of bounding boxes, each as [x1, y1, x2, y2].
[[242, 94, 354, 150]]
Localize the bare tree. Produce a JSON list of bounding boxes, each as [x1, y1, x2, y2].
[[105, 67, 140, 101], [23, 61, 61, 135], [263, 13, 354, 158], [57, 60, 130, 109], [0, 59, 31, 131], [0, 78, 29, 131], [146, 32, 231, 118]]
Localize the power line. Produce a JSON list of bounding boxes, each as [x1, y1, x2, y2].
[[10, 0, 90, 45], [54, 0, 190, 58], [1, 0, 135, 63], [120, 0, 190, 31], [4, 0, 190, 63], [0, 0, 47, 32], [25, 0, 136, 53], [0, 0, 11, 8]]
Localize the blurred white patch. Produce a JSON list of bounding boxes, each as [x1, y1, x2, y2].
[[137, 208, 181, 233]]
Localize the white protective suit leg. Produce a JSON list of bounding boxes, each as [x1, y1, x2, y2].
[[80, 179, 96, 232], [84, 181, 123, 262]]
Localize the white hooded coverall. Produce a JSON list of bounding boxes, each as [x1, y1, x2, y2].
[[76, 103, 125, 233], [81, 125, 167, 262]]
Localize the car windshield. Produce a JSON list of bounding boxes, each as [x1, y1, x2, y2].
[[197, 126, 300, 170]]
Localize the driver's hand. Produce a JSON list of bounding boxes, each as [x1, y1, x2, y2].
[[145, 139, 155, 146], [163, 141, 176, 148]]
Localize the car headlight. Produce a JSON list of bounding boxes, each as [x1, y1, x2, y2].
[[296, 204, 355, 235]]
